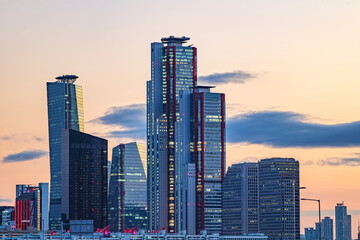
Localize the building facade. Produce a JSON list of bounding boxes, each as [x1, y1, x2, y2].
[[147, 36, 197, 233], [15, 183, 49, 231], [322, 217, 333, 240], [108, 142, 147, 232], [1, 207, 15, 227], [61, 129, 108, 231], [259, 158, 300, 240], [47, 75, 84, 230], [335, 203, 351, 240], [222, 163, 258, 235]]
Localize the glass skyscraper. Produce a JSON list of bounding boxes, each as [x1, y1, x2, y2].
[[147, 36, 197, 233], [108, 142, 147, 232], [61, 129, 108, 231], [222, 162, 259, 235], [47, 75, 84, 230], [259, 158, 300, 240], [335, 203, 351, 240]]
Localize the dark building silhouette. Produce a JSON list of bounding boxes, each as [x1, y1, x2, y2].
[[61, 129, 108, 231], [259, 158, 300, 240], [108, 142, 147, 232]]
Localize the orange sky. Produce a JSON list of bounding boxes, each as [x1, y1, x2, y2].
[[1, 0, 360, 237]]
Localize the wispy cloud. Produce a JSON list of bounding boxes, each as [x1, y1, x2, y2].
[[2, 150, 48, 163], [198, 70, 256, 85], [227, 110, 360, 148], [0, 135, 44, 142], [304, 154, 360, 166], [0, 196, 12, 203], [91, 104, 146, 140]]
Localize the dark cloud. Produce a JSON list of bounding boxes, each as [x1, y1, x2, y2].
[[0, 136, 12, 141], [0, 196, 12, 203], [92, 104, 146, 140], [2, 150, 48, 163], [198, 70, 256, 85], [0, 135, 44, 142], [227, 111, 360, 148]]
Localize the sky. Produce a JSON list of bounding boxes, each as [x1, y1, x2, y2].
[[1, 0, 360, 237]]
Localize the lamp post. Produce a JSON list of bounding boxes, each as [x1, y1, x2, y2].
[[301, 198, 321, 240]]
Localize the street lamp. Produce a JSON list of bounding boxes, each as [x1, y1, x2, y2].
[[301, 198, 321, 240]]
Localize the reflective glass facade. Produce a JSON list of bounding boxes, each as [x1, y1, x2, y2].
[[147, 37, 197, 233], [108, 142, 147, 232], [47, 80, 84, 230], [192, 87, 225, 234], [222, 163, 259, 235], [259, 158, 300, 240], [61, 129, 107, 231]]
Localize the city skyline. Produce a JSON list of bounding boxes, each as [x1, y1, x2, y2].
[[1, 0, 360, 238]]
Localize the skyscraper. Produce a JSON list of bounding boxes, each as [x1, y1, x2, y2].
[[335, 203, 351, 240], [259, 158, 300, 240], [47, 75, 84, 230], [222, 162, 259, 235], [177, 86, 225, 234], [15, 183, 49, 231], [108, 142, 147, 232], [147, 36, 197, 233], [61, 129, 108, 231]]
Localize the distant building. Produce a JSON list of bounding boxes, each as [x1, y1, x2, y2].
[[15, 183, 49, 231], [108, 142, 147, 232], [1, 207, 15, 226], [222, 163, 259, 235], [47, 75, 84, 230], [322, 217, 333, 240], [259, 158, 300, 240], [61, 129, 108, 231], [305, 227, 317, 240], [335, 203, 351, 240], [304, 217, 333, 240]]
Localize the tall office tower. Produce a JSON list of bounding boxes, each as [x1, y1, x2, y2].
[[322, 217, 334, 240], [147, 36, 197, 233], [177, 86, 225, 234], [335, 203, 351, 240], [15, 183, 49, 231], [222, 163, 258, 235], [259, 158, 300, 240], [61, 129, 107, 231], [108, 142, 147, 232], [47, 75, 84, 230]]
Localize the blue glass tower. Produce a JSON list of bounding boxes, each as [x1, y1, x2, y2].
[[108, 142, 147, 232], [47, 75, 84, 230]]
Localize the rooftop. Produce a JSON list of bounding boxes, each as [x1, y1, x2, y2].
[[161, 36, 190, 45], [55, 75, 79, 84]]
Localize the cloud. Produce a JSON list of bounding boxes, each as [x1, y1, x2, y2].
[[0, 135, 44, 142], [304, 154, 360, 166], [198, 70, 256, 85], [227, 110, 360, 148], [91, 104, 146, 140], [2, 150, 48, 163], [0, 196, 12, 203]]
